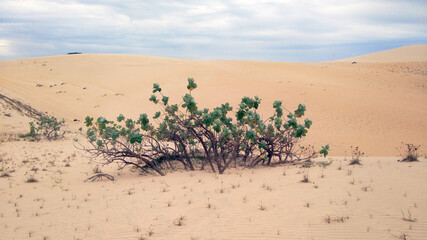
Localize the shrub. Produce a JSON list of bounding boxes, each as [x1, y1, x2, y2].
[[21, 116, 65, 140], [397, 143, 420, 162], [349, 146, 363, 165], [76, 78, 328, 175]]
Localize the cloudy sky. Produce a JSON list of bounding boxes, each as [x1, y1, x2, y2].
[[0, 0, 426, 62]]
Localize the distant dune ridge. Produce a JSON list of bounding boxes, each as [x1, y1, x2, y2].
[[0, 45, 426, 156], [338, 44, 427, 62]]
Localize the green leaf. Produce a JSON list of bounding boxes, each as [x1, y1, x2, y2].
[[125, 119, 135, 129], [292, 125, 308, 138], [320, 145, 330, 157], [245, 129, 257, 141], [85, 116, 93, 127], [96, 140, 104, 147], [129, 131, 143, 144], [162, 96, 169, 105], [97, 117, 108, 129], [182, 94, 197, 113], [153, 111, 161, 119], [138, 114, 149, 127], [187, 78, 198, 91], [304, 119, 312, 129], [117, 114, 125, 122], [294, 104, 306, 118], [258, 140, 268, 150], [153, 83, 162, 93], [149, 94, 158, 104]]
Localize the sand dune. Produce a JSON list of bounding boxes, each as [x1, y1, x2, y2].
[[339, 45, 427, 62], [1, 46, 426, 155], [0, 46, 427, 239]]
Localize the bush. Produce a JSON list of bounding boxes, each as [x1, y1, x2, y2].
[[76, 78, 328, 175], [398, 143, 420, 162], [349, 146, 363, 165], [21, 116, 65, 140]]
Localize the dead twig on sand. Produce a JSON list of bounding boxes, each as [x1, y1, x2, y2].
[[85, 173, 114, 182]]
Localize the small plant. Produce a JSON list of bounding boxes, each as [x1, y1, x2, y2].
[[401, 209, 417, 222], [262, 183, 272, 191], [397, 143, 420, 162], [349, 146, 363, 165], [0, 172, 10, 178], [301, 170, 310, 183], [21, 116, 65, 140], [324, 215, 348, 223], [258, 202, 266, 211], [26, 172, 38, 183], [393, 232, 410, 240], [174, 216, 185, 226], [317, 160, 332, 168], [147, 227, 154, 236]]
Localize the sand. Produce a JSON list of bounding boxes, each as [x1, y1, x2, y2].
[[0, 45, 426, 239]]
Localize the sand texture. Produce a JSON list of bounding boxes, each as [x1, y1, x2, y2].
[[0, 45, 426, 239]]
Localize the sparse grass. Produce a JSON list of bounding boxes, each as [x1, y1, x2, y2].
[[401, 209, 417, 222], [0, 172, 10, 177], [324, 215, 349, 223], [393, 232, 410, 240], [147, 227, 154, 236], [302, 160, 314, 168], [92, 165, 102, 174], [349, 146, 363, 165], [300, 170, 310, 183], [258, 202, 266, 211], [26, 176, 38, 183], [174, 216, 185, 226], [398, 143, 420, 162], [317, 160, 332, 168], [262, 183, 272, 191], [207, 198, 212, 208]]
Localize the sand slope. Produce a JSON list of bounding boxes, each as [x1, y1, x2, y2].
[[1, 46, 426, 155], [339, 45, 427, 62]]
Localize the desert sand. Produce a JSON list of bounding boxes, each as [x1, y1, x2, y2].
[[0, 45, 426, 239]]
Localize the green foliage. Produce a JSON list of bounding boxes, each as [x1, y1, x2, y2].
[[23, 115, 65, 140], [79, 78, 328, 176], [320, 145, 330, 157]]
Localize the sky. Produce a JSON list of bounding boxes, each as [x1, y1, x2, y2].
[[0, 0, 426, 62]]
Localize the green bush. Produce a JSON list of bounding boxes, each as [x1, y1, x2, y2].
[[22, 116, 65, 140], [77, 78, 328, 175]]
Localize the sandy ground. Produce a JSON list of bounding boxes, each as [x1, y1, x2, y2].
[[0, 45, 426, 239], [0, 137, 426, 240]]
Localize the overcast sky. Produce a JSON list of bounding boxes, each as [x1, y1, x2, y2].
[[0, 0, 426, 62]]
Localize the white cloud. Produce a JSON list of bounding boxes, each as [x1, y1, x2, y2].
[[0, 39, 13, 56], [0, 0, 426, 61]]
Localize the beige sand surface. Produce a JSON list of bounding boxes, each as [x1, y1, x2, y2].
[[0, 139, 426, 239], [0, 45, 426, 239]]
